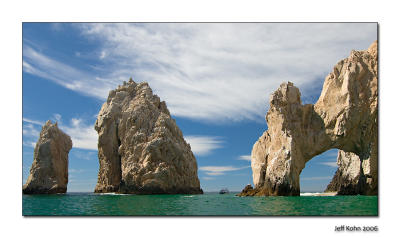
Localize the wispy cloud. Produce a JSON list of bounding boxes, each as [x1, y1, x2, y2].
[[319, 161, 338, 168], [184, 136, 223, 156], [53, 113, 62, 122], [202, 177, 215, 181], [23, 122, 40, 148], [315, 149, 338, 167], [23, 23, 376, 123], [237, 155, 251, 161], [23, 123, 40, 138], [23, 45, 114, 100], [59, 118, 97, 151], [302, 176, 332, 181], [22, 141, 36, 148], [199, 165, 250, 176], [99, 50, 106, 59], [23, 117, 43, 126]]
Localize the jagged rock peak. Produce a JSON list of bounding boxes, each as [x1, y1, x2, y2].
[[104, 80, 169, 115], [94, 79, 202, 194], [270, 81, 301, 106], [23, 120, 72, 194]]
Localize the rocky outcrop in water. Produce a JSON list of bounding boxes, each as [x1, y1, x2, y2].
[[324, 151, 374, 195], [94, 79, 202, 194], [239, 41, 377, 196], [23, 120, 72, 194]]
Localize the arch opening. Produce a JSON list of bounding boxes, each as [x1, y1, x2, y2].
[[300, 149, 338, 193]]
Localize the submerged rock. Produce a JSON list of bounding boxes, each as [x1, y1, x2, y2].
[[23, 120, 72, 194], [241, 41, 378, 196], [237, 184, 258, 196], [94, 79, 202, 194]]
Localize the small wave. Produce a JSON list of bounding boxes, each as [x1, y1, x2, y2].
[[98, 193, 130, 196], [183, 195, 194, 198], [300, 192, 337, 196]]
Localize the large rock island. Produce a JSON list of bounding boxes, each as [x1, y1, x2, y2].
[[23, 120, 72, 194], [94, 79, 203, 194], [239, 41, 377, 196]]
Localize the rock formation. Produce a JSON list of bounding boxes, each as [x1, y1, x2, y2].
[[325, 151, 373, 195], [94, 79, 202, 194], [23, 120, 72, 194], [239, 41, 377, 196]]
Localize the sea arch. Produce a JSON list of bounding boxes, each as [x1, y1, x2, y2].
[[244, 41, 377, 196]]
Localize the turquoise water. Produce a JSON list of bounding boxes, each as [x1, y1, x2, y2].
[[22, 192, 378, 216]]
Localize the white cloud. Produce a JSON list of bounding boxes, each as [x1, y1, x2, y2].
[[237, 155, 251, 161], [23, 46, 114, 100], [23, 123, 40, 137], [99, 50, 106, 59], [199, 165, 250, 176], [23, 120, 40, 148], [22, 141, 36, 148], [59, 118, 97, 150], [302, 176, 333, 181], [184, 136, 223, 156], [315, 149, 338, 167], [23, 117, 43, 126], [202, 177, 215, 181], [24, 23, 377, 123], [53, 113, 62, 122], [319, 161, 338, 168]]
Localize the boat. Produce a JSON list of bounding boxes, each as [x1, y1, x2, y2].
[[219, 188, 229, 194]]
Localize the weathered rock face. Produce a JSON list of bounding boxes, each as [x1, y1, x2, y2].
[[23, 120, 72, 194], [94, 79, 202, 194], [325, 150, 377, 195], [239, 41, 377, 196]]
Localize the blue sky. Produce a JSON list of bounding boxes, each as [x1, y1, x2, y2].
[[22, 23, 377, 192]]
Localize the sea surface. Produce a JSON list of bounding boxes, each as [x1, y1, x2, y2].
[[22, 192, 378, 216]]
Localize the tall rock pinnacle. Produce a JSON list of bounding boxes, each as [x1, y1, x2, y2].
[[94, 79, 203, 194], [23, 120, 72, 194]]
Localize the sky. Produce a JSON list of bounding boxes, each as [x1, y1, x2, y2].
[[22, 23, 377, 192]]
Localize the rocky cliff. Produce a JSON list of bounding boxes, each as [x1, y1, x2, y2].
[[239, 41, 378, 196], [94, 79, 202, 194], [23, 120, 72, 194]]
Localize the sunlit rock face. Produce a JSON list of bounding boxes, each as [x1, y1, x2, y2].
[[239, 41, 377, 196], [324, 151, 373, 195], [94, 79, 202, 194], [23, 120, 72, 194]]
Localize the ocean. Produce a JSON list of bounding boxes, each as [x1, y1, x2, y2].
[[22, 192, 377, 216]]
